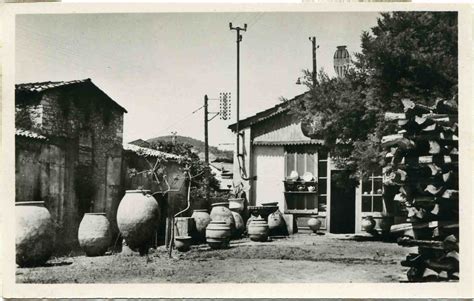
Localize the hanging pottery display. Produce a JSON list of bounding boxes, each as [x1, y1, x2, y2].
[[231, 211, 245, 238], [16, 201, 54, 267], [191, 209, 211, 242], [248, 216, 269, 242], [307, 215, 322, 233], [78, 213, 112, 256], [206, 221, 231, 249], [210, 202, 236, 234], [116, 190, 160, 254]]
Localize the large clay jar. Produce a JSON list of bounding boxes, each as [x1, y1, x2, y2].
[[78, 213, 111, 256], [191, 209, 211, 242], [117, 190, 160, 254], [362, 216, 377, 232], [210, 202, 236, 234], [231, 211, 245, 238], [248, 216, 269, 242], [206, 221, 231, 249], [307, 215, 322, 233], [16, 201, 54, 267], [268, 209, 286, 236]]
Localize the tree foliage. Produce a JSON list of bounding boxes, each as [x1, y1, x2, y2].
[[289, 11, 458, 179]]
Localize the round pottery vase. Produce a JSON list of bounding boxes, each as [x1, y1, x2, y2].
[[361, 216, 377, 232], [117, 190, 160, 253], [174, 236, 192, 252], [231, 211, 245, 238], [307, 216, 322, 233], [205, 221, 231, 249], [15, 201, 54, 267], [210, 202, 236, 234], [268, 209, 286, 235], [228, 198, 245, 213], [248, 217, 269, 242], [78, 213, 112, 256], [191, 209, 211, 242]]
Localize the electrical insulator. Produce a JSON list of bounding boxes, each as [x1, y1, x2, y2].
[[219, 92, 231, 120]]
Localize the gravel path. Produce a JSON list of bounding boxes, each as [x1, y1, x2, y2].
[[16, 233, 415, 283]]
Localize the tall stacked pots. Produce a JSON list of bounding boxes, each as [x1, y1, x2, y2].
[[78, 213, 112, 256], [206, 221, 231, 249], [117, 190, 160, 255], [248, 216, 269, 242], [210, 202, 236, 234], [15, 201, 54, 267]]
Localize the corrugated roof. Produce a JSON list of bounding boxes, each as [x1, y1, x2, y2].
[[123, 143, 181, 160], [15, 129, 48, 140], [16, 78, 127, 113], [253, 140, 323, 146], [228, 92, 308, 131]]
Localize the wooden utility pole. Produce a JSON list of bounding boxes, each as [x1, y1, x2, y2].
[[204, 94, 210, 201], [229, 22, 247, 157], [309, 36, 319, 86]]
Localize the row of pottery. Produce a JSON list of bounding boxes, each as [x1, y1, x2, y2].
[[15, 202, 113, 267]]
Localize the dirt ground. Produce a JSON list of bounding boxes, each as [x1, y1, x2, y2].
[[16, 233, 416, 283]]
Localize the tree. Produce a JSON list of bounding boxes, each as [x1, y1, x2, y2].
[[289, 12, 458, 179]]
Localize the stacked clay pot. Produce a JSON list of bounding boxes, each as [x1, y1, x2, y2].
[[117, 190, 160, 254], [361, 216, 376, 232], [268, 209, 286, 236], [16, 201, 54, 267], [206, 221, 231, 249], [174, 236, 192, 252], [248, 216, 269, 242], [78, 213, 111, 256], [228, 198, 245, 213], [307, 215, 322, 233], [191, 209, 211, 242], [231, 211, 245, 238], [210, 202, 236, 234]]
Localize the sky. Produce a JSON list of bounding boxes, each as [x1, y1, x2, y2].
[[16, 12, 380, 149]]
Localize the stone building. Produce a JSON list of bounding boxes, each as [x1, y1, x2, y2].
[[15, 79, 126, 251]]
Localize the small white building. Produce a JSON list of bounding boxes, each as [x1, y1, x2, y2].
[[229, 94, 394, 233]]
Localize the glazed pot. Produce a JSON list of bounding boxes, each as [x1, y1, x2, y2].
[[361, 216, 377, 232], [228, 198, 245, 213], [174, 236, 192, 252], [205, 221, 231, 249], [191, 209, 211, 242], [268, 209, 286, 236], [78, 213, 111, 256], [16, 201, 54, 267], [248, 216, 269, 242], [116, 190, 160, 254], [231, 211, 245, 238], [307, 215, 322, 233], [210, 202, 235, 234]]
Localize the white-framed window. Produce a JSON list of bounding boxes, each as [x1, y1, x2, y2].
[[361, 172, 384, 212]]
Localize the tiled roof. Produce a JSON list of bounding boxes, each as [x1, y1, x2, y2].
[[15, 79, 91, 93], [228, 92, 308, 131], [16, 78, 127, 113], [15, 129, 48, 140], [123, 143, 181, 160]]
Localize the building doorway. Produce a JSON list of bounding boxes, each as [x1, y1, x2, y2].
[[330, 170, 356, 233]]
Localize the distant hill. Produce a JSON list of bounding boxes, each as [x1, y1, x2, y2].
[[143, 135, 233, 163]]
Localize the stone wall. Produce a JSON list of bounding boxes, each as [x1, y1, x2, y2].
[[15, 85, 125, 252]]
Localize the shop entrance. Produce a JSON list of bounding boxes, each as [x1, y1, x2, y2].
[[330, 170, 356, 233]]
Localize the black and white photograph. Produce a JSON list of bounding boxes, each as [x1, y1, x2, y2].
[[1, 2, 473, 298]]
